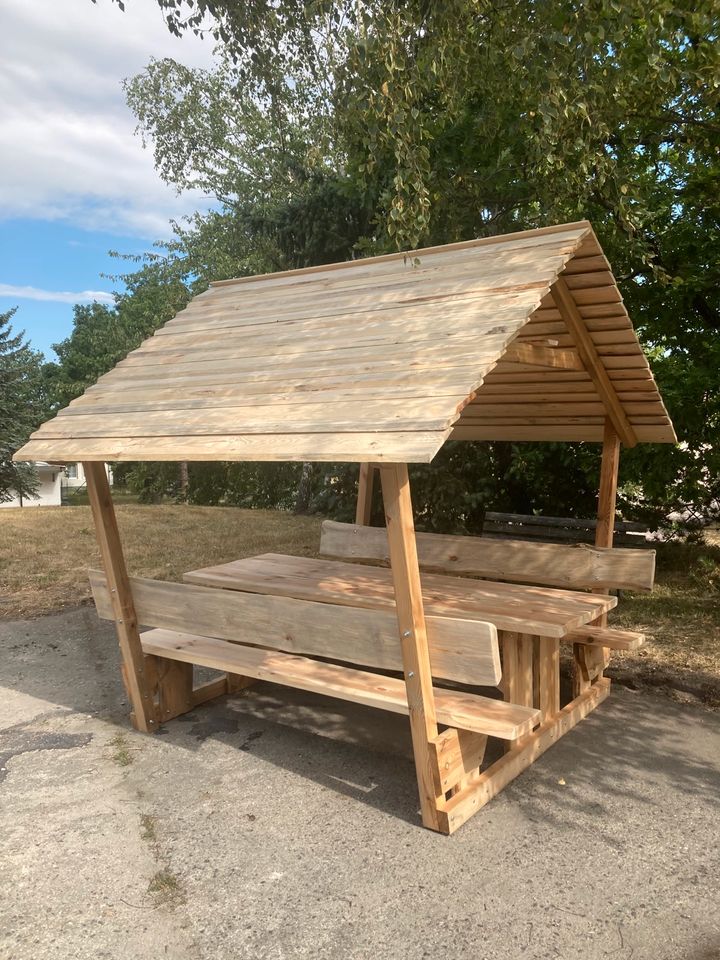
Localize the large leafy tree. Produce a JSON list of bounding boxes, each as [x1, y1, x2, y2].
[[0, 309, 50, 503], [104, 0, 720, 524]]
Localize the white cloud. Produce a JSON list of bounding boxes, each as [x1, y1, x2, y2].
[[0, 0, 218, 239], [0, 283, 115, 305]]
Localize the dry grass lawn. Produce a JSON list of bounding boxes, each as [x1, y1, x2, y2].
[[1, 504, 321, 619], [2, 504, 718, 707]]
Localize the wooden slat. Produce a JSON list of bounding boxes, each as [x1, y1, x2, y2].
[[140, 628, 540, 740], [430, 729, 489, 793], [451, 424, 676, 443], [319, 520, 656, 591], [356, 463, 376, 526], [185, 552, 616, 637], [90, 569, 502, 686], [16, 430, 449, 464]]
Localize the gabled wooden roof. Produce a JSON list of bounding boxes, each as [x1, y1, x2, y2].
[[15, 221, 676, 465]]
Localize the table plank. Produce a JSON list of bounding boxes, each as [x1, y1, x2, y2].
[[183, 554, 615, 638]]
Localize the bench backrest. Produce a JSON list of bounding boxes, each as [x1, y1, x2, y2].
[[320, 521, 656, 592], [90, 570, 501, 687]]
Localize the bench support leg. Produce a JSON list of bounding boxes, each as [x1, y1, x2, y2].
[[380, 463, 443, 832]]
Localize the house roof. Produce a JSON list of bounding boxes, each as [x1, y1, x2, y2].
[[15, 221, 676, 465]]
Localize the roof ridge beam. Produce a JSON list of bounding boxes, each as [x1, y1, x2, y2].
[[552, 277, 638, 448]]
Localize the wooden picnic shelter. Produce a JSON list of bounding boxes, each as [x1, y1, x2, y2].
[[16, 221, 676, 834]]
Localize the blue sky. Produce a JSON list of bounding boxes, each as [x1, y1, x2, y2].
[[0, 0, 216, 360]]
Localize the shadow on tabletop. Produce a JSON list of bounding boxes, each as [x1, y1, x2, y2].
[[1, 605, 719, 831]]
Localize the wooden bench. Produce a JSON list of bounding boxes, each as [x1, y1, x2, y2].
[[89, 570, 541, 743], [483, 511, 652, 548]]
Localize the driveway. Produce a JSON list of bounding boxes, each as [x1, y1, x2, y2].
[[2, 608, 719, 960]]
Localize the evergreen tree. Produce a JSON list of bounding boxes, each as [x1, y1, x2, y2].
[[0, 308, 49, 503]]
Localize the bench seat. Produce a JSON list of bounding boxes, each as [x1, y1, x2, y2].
[[140, 627, 541, 741]]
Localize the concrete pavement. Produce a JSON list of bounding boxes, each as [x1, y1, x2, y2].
[[1, 607, 719, 960]]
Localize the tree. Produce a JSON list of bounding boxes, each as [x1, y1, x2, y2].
[[124, 0, 719, 524], [0, 309, 50, 503]]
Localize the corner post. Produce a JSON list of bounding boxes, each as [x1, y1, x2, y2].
[[574, 418, 621, 693], [84, 462, 157, 732], [355, 463, 376, 526], [379, 463, 442, 831]]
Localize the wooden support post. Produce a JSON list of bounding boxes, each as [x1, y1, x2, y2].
[[379, 463, 442, 831], [355, 463, 376, 526], [575, 418, 621, 693], [84, 462, 157, 732]]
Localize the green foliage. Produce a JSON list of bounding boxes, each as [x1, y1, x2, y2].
[[0, 308, 50, 503], [44, 263, 191, 407], [75, 2, 720, 528]]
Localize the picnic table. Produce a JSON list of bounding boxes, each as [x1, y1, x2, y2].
[[16, 221, 674, 833]]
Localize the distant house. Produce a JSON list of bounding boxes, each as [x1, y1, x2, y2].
[[62, 462, 113, 492], [0, 462, 63, 508]]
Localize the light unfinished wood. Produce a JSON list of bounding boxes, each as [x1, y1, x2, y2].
[[20, 432, 447, 464], [84, 462, 156, 732], [356, 463, 376, 526], [564, 625, 645, 650], [182, 552, 616, 638], [437, 679, 611, 833], [155, 658, 193, 722], [379, 463, 443, 830], [319, 520, 656, 592], [14, 220, 677, 466], [502, 343, 584, 370], [139, 628, 539, 740], [430, 729, 489, 794], [90, 568, 502, 687]]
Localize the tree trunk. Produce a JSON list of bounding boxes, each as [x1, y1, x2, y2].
[[294, 462, 315, 514], [177, 461, 189, 501]]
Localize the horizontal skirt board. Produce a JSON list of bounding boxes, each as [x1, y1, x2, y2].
[[319, 521, 655, 592], [15, 430, 449, 464], [132, 314, 529, 359], [89, 570, 501, 686], [139, 628, 538, 740]]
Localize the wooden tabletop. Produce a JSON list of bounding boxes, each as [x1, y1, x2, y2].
[[183, 553, 616, 638]]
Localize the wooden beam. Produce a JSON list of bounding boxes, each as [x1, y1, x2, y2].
[[83, 461, 157, 732], [596, 418, 621, 551], [379, 463, 442, 831], [552, 277, 637, 447], [355, 463, 376, 525], [502, 342, 584, 370], [576, 419, 621, 692]]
